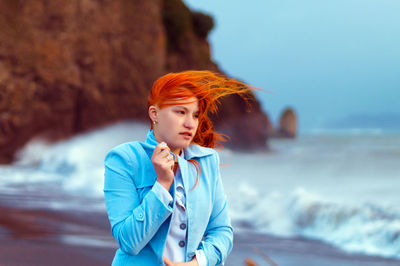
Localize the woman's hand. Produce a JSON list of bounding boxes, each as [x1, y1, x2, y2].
[[163, 256, 199, 266], [151, 142, 175, 190]]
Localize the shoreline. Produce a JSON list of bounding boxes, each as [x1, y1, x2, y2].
[[1, 205, 399, 266], [0, 204, 116, 265], [227, 231, 400, 266]]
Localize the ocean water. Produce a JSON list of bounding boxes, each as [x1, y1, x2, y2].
[[221, 133, 400, 259], [1, 121, 399, 260]]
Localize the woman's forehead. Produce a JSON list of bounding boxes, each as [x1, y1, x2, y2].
[[161, 97, 199, 112], [164, 96, 198, 106]]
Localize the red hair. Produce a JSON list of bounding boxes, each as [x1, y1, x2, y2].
[[148, 70, 253, 148], [148, 70, 254, 189]]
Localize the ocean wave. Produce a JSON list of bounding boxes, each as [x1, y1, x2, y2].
[[8, 121, 400, 259], [12, 121, 149, 196], [305, 128, 400, 136], [229, 184, 400, 259]]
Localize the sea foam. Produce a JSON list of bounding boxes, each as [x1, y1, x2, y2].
[[10, 121, 148, 196], [4, 121, 400, 260], [229, 183, 400, 259]]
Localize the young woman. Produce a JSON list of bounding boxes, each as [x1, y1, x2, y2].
[[104, 70, 252, 265]]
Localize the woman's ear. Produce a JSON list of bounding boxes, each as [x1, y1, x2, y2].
[[148, 105, 158, 123]]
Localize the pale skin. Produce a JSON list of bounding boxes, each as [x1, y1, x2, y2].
[[148, 96, 200, 265]]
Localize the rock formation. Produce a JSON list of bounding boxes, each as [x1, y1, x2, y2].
[[277, 107, 297, 138], [0, 0, 271, 163]]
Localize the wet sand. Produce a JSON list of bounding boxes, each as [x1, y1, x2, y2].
[[0, 205, 116, 265], [227, 232, 400, 266], [1, 194, 399, 266]]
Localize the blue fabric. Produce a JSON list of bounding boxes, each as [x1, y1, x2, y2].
[[104, 130, 233, 265]]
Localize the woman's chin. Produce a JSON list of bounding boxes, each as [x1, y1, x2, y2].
[[179, 140, 192, 149], [178, 142, 190, 149], [167, 140, 190, 153]]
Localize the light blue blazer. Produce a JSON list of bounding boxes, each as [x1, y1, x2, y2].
[[104, 130, 233, 265]]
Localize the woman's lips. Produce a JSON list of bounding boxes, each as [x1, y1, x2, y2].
[[179, 132, 192, 140]]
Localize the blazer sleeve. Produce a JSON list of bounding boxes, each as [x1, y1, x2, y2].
[[103, 147, 173, 256], [198, 151, 234, 265]]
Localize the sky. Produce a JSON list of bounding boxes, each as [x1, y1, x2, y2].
[[183, 0, 400, 133]]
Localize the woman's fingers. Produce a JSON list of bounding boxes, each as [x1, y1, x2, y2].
[[155, 144, 175, 160], [156, 142, 170, 152], [158, 150, 174, 163], [154, 143, 169, 156], [158, 149, 170, 159], [154, 143, 175, 162], [163, 257, 174, 266], [151, 142, 176, 190], [152, 143, 170, 160]]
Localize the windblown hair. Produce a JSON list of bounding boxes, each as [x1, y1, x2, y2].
[[148, 70, 254, 190], [148, 70, 253, 148]]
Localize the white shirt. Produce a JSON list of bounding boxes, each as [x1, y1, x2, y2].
[[153, 150, 207, 265]]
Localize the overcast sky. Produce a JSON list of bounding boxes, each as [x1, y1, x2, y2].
[[183, 0, 400, 133]]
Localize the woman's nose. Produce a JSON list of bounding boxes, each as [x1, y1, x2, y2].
[[184, 116, 195, 128]]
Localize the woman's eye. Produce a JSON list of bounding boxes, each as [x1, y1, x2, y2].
[[175, 110, 185, 114]]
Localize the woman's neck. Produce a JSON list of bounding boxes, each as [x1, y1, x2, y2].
[[172, 148, 182, 157]]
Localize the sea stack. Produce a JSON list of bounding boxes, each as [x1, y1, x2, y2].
[[278, 107, 297, 138]]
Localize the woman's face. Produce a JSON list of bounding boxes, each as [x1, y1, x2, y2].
[[152, 97, 200, 154]]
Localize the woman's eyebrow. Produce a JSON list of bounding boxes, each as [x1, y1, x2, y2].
[[175, 106, 199, 113]]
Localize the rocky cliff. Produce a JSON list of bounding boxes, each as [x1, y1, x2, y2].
[[0, 0, 273, 163]]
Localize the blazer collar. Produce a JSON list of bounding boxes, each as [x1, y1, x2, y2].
[[144, 130, 214, 160]]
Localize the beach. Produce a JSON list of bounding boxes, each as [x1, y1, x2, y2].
[[1, 0, 398, 263], [1, 122, 400, 265], [1, 192, 400, 266]]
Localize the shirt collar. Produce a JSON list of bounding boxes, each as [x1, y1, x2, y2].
[[145, 130, 214, 160]]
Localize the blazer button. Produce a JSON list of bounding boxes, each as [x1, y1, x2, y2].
[[179, 240, 185, 247], [180, 223, 187, 230]]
